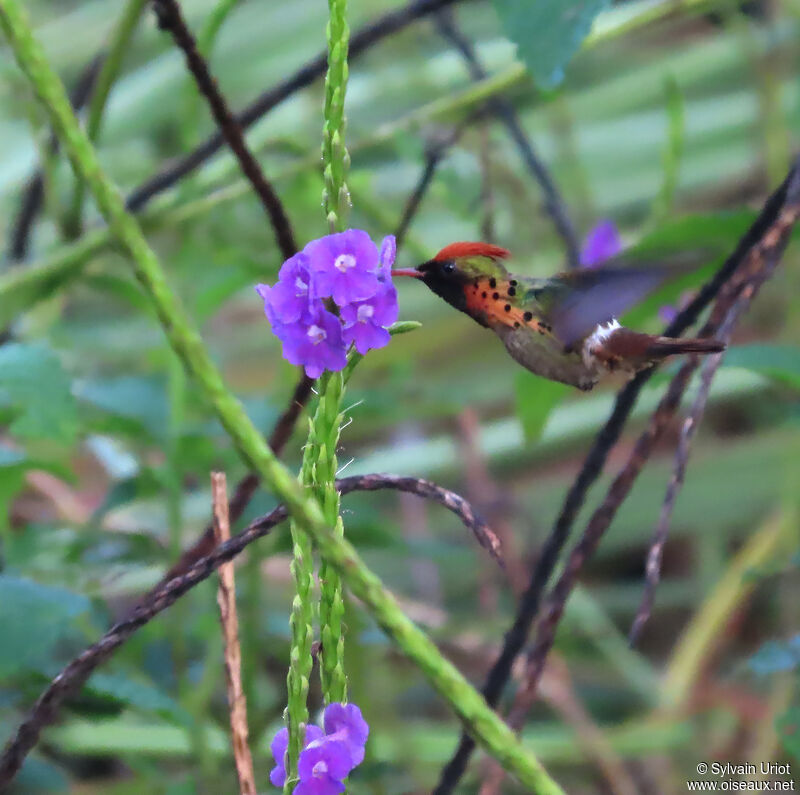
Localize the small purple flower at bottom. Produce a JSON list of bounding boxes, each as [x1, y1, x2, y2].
[[294, 736, 353, 795], [270, 724, 325, 788], [340, 283, 398, 355], [580, 220, 622, 268], [269, 703, 370, 793], [323, 702, 370, 767]]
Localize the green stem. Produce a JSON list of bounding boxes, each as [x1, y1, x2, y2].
[[64, 0, 147, 237], [0, 4, 562, 790], [315, 372, 348, 705], [283, 427, 316, 792], [316, 0, 351, 709]]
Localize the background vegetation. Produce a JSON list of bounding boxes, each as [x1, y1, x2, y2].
[[1, 0, 799, 793]]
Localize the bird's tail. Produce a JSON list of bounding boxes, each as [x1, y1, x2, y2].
[[643, 335, 726, 358], [596, 327, 726, 369]]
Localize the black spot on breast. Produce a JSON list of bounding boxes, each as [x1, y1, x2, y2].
[[492, 292, 499, 300], [514, 321, 520, 328], [523, 311, 533, 322], [508, 286, 516, 296], [489, 277, 497, 288], [510, 279, 517, 286], [504, 304, 511, 312], [481, 291, 487, 298]]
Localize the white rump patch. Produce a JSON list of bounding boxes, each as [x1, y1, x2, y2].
[[582, 318, 621, 368]]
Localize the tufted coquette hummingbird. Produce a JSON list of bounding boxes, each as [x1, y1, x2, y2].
[[392, 242, 725, 391]]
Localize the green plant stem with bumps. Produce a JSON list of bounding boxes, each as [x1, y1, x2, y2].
[[316, 0, 352, 711], [314, 371, 348, 705], [0, 2, 565, 791], [282, 441, 316, 793]]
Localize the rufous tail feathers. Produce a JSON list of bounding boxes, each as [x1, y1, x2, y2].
[[598, 327, 726, 367]]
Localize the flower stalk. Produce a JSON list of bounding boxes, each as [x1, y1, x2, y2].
[[317, 0, 352, 711]]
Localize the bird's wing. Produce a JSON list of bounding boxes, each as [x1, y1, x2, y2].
[[522, 266, 669, 348]]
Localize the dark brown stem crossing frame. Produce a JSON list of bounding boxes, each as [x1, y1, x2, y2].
[[7, 54, 104, 263], [126, 0, 467, 213], [151, 0, 296, 258], [434, 9, 581, 269], [0, 474, 501, 788], [432, 159, 800, 794]]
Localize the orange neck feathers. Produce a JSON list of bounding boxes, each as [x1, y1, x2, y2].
[[433, 242, 511, 262]]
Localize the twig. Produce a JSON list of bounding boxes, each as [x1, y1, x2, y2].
[[338, 473, 504, 568], [507, 162, 800, 730], [627, 263, 776, 647], [480, 656, 639, 795], [434, 9, 580, 268], [211, 472, 256, 795], [432, 158, 800, 794], [126, 0, 466, 212], [0, 472, 500, 785], [151, 0, 296, 259], [7, 54, 104, 262], [395, 117, 473, 251]]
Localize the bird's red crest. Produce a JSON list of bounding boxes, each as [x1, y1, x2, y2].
[[433, 242, 511, 262]]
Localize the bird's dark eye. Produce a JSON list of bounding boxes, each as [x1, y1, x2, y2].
[[442, 261, 456, 274]]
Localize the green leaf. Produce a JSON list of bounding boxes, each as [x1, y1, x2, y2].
[[514, 371, 569, 442], [722, 344, 800, 390], [0, 344, 77, 443], [748, 635, 800, 676], [75, 375, 169, 439], [0, 576, 89, 678], [492, 0, 610, 88], [83, 673, 191, 724]]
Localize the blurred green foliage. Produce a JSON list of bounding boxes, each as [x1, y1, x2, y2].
[[0, 0, 799, 793]]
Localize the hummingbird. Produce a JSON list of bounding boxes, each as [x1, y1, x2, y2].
[[392, 242, 725, 391]]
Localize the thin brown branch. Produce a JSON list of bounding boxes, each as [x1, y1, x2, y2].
[[212, 472, 256, 795], [7, 53, 104, 263], [394, 117, 473, 252], [507, 164, 800, 730], [126, 0, 466, 212], [0, 473, 498, 788], [434, 8, 580, 268], [627, 258, 775, 647], [432, 156, 800, 794], [151, 0, 296, 259]]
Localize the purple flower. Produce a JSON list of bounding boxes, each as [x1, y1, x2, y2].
[[305, 229, 381, 306], [269, 703, 369, 793], [270, 724, 325, 788], [378, 234, 396, 278], [258, 252, 315, 324], [279, 305, 348, 379], [340, 282, 398, 355], [658, 304, 678, 324], [580, 220, 622, 268], [295, 737, 352, 795], [322, 702, 370, 767]]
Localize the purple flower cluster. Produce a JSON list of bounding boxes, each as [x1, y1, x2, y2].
[[256, 230, 399, 378], [270, 703, 370, 795]]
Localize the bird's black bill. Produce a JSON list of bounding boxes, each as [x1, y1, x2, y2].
[[391, 268, 422, 278]]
